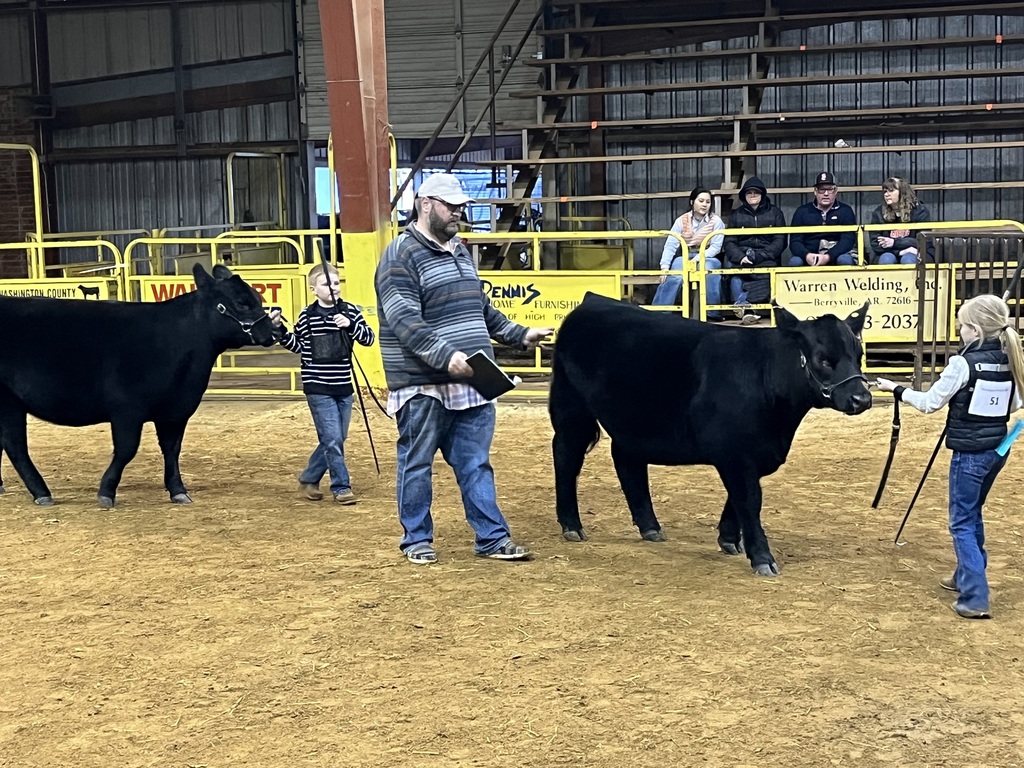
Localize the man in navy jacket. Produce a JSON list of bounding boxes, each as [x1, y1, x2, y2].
[[787, 172, 858, 267]]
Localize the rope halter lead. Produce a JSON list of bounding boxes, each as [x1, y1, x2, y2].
[[216, 302, 271, 343], [799, 351, 867, 401]]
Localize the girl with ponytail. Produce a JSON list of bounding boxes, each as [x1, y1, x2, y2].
[[878, 294, 1023, 619]]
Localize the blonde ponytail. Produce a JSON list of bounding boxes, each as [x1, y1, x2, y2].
[[1001, 325, 1024, 400]]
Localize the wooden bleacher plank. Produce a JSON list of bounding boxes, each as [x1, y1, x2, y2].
[[536, 2, 1024, 36], [524, 33, 1024, 67], [510, 103, 1024, 133], [510, 66, 1024, 100], [469, 181, 1024, 207], [470, 140, 1024, 167]]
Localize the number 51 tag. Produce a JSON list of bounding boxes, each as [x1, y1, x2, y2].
[[969, 380, 1012, 417]]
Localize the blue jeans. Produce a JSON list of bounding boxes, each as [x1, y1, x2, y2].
[[395, 395, 513, 555], [300, 393, 353, 495], [948, 449, 1007, 612], [874, 251, 917, 265], [786, 252, 857, 267], [730, 276, 749, 305], [652, 255, 723, 317]]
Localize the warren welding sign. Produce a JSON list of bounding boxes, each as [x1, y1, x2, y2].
[[0, 278, 114, 300], [479, 273, 620, 326], [773, 265, 952, 342]]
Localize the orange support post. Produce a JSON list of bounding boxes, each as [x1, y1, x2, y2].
[[318, 0, 391, 236]]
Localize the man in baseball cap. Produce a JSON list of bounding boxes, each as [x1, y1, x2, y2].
[[787, 171, 858, 267], [374, 172, 552, 565], [413, 173, 475, 245], [417, 172, 475, 206]]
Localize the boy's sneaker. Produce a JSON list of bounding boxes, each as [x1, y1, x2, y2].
[[939, 574, 958, 592], [333, 491, 357, 505], [740, 312, 761, 326], [298, 482, 323, 501], [733, 302, 753, 320], [478, 540, 533, 561]]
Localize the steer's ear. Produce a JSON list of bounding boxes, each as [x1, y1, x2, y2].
[[845, 301, 870, 337], [772, 301, 800, 331], [193, 262, 214, 289], [212, 264, 234, 280]]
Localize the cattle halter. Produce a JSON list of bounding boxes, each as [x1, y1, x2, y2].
[[216, 303, 271, 342], [799, 351, 867, 400]]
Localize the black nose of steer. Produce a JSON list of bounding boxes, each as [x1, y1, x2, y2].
[[849, 389, 873, 414]]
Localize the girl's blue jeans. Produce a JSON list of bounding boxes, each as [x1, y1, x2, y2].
[[948, 449, 1007, 612], [651, 255, 723, 317]]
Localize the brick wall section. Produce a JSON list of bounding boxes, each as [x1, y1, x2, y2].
[[0, 87, 39, 279]]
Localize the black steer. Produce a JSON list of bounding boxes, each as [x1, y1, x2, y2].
[[549, 293, 872, 576], [0, 263, 276, 507]]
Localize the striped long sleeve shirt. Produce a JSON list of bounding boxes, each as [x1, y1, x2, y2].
[[279, 301, 375, 396], [374, 225, 528, 391]]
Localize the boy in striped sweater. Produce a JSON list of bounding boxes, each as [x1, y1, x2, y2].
[[270, 264, 375, 504]]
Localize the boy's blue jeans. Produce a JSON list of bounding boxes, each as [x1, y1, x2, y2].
[[300, 393, 353, 495], [395, 395, 513, 556], [948, 449, 1007, 612]]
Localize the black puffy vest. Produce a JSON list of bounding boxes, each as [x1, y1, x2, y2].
[[945, 339, 1015, 452]]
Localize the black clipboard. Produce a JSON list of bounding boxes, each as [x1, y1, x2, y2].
[[466, 350, 517, 400]]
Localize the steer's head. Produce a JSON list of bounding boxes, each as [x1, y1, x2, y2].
[[774, 301, 873, 415], [194, 263, 277, 348]]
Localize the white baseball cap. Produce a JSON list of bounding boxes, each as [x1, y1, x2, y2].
[[416, 173, 475, 206]]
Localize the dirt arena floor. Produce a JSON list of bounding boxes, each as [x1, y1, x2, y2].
[[2, 397, 1023, 767]]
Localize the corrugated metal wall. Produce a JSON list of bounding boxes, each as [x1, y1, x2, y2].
[[52, 152, 300, 272], [45, 2, 290, 83], [299, 0, 328, 138], [458, 0, 540, 135], [52, 102, 295, 150], [592, 13, 1024, 268], [298, 0, 540, 139], [381, 0, 539, 138], [0, 12, 31, 87], [36, 0, 302, 240], [52, 103, 300, 247]]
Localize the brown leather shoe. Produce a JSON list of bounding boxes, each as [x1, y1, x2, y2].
[[333, 491, 357, 505], [298, 482, 323, 501], [939, 574, 958, 592]]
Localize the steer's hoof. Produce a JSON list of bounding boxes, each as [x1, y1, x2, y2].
[[641, 528, 667, 542], [718, 539, 744, 556], [562, 528, 588, 542], [34, 496, 54, 507], [97, 495, 115, 509], [171, 493, 193, 505], [752, 561, 781, 577]]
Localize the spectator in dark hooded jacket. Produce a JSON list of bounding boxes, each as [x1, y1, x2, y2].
[[723, 177, 787, 324]]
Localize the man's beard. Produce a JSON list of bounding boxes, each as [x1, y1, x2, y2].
[[428, 209, 459, 242]]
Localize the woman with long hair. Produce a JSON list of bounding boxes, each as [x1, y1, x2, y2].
[[868, 177, 932, 265], [652, 186, 726, 319]]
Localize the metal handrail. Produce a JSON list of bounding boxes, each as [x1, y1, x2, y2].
[[1, 143, 45, 275], [123, 235, 306, 276], [389, 0, 529, 208], [0, 239, 127, 297], [444, 2, 546, 173]]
